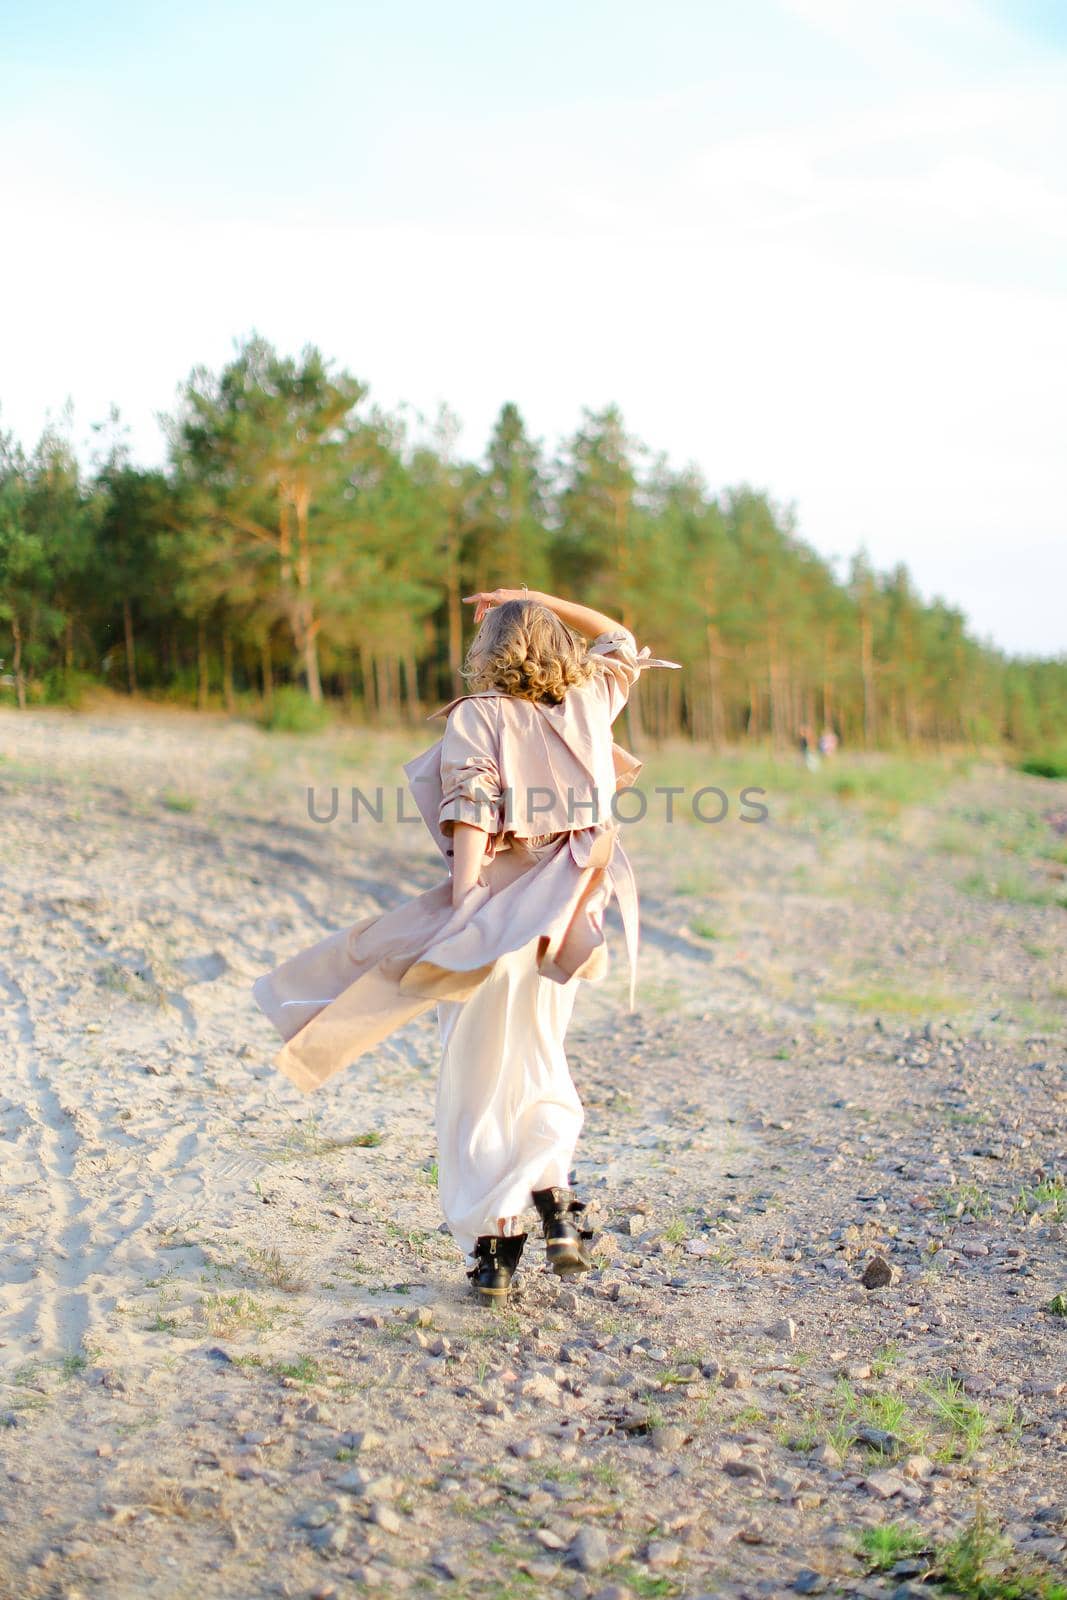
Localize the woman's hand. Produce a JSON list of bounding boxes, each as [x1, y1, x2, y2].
[[463, 589, 526, 623], [464, 588, 625, 641]]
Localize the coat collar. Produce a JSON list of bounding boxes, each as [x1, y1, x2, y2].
[[427, 689, 504, 720]]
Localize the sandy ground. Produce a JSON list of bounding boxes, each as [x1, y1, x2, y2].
[[0, 701, 1064, 1600]]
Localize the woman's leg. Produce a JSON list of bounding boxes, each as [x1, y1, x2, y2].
[[435, 936, 581, 1263]]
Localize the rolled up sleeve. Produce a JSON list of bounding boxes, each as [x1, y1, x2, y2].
[[587, 627, 642, 722], [438, 699, 504, 834]]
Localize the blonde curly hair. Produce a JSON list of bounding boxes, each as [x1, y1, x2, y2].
[[463, 600, 595, 704]]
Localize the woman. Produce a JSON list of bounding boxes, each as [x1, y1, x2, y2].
[[252, 587, 679, 1302]]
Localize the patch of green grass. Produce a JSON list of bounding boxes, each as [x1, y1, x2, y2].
[[937, 1504, 1067, 1599], [920, 1376, 989, 1459], [824, 985, 965, 1018], [609, 1568, 679, 1599], [940, 1181, 993, 1220], [271, 1355, 326, 1385], [1013, 1178, 1066, 1223], [662, 1217, 687, 1245], [465, 1310, 523, 1340], [246, 1246, 309, 1292], [859, 1507, 1067, 1598], [1017, 751, 1067, 781], [776, 1418, 821, 1452], [1046, 1293, 1067, 1317], [258, 686, 332, 734], [962, 869, 1067, 909], [689, 921, 720, 940], [266, 1113, 383, 1161], [199, 1291, 280, 1337], [870, 1342, 903, 1377], [858, 1521, 930, 1572], [161, 791, 196, 813]]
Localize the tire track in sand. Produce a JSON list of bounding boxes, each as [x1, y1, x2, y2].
[[0, 964, 93, 1364]]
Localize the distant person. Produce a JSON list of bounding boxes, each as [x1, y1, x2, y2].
[[798, 725, 820, 771], [253, 588, 680, 1304], [818, 726, 839, 758]]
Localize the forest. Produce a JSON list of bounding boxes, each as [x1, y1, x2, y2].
[[1, 333, 1063, 756]]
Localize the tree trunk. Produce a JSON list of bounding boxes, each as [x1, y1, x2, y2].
[[402, 652, 421, 723], [353, 644, 368, 719], [860, 609, 876, 748], [64, 618, 74, 674], [222, 628, 235, 712], [706, 621, 726, 748], [290, 486, 323, 703], [260, 633, 274, 708], [12, 613, 25, 709], [123, 596, 138, 694], [445, 523, 463, 697], [197, 616, 209, 709]]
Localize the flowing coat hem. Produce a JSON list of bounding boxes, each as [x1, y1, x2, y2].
[[254, 826, 635, 1093]]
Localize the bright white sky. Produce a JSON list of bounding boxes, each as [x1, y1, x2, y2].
[[3, 0, 1065, 655]]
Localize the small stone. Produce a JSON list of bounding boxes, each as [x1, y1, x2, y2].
[[101, 1504, 139, 1525], [811, 1443, 842, 1468], [342, 1429, 385, 1454], [646, 1540, 681, 1569], [429, 1336, 451, 1358], [518, 1374, 562, 1405], [591, 1588, 632, 1600], [766, 1317, 797, 1343], [299, 1503, 336, 1529], [862, 1256, 896, 1289], [369, 1504, 402, 1535], [649, 1426, 687, 1454], [301, 1401, 334, 1424], [865, 1470, 906, 1499], [361, 1474, 399, 1502], [309, 1522, 350, 1554], [509, 1438, 543, 1460], [431, 1547, 465, 1581], [854, 1425, 899, 1454], [536, 1529, 568, 1551], [722, 1368, 749, 1389], [347, 1567, 382, 1591], [902, 1455, 934, 1480], [337, 1470, 398, 1501], [569, 1526, 611, 1572], [406, 1307, 433, 1327], [793, 1572, 828, 1595], [724, 1458, 767, 1484]]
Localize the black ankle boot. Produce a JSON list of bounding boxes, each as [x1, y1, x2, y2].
[[466, 1233, 527, 1302], [531, 1187, 594, 1276]]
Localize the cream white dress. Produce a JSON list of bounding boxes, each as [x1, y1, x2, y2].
[[434, 838, 588, 1261]]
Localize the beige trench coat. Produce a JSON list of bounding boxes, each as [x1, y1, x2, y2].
[[252, 629, 679, 1092]]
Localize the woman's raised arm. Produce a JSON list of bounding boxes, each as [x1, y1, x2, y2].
[[463, 588, 625, 640]]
